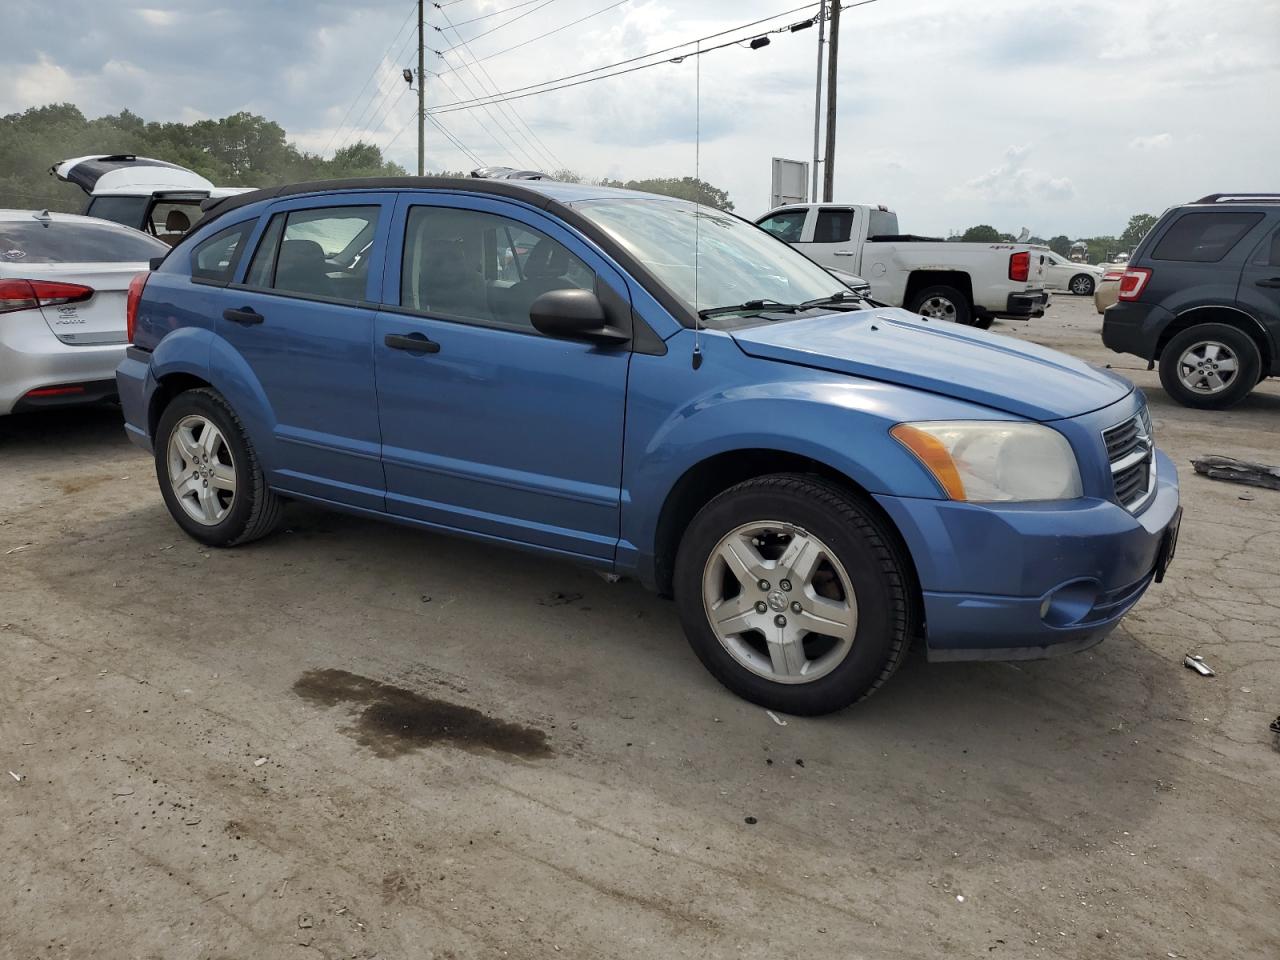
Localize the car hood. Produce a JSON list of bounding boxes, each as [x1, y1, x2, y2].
[[729, 307, 1132, 421]]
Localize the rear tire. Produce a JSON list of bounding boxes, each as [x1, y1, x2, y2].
[[673, 474, 915, 715], [908, 285, 972, 326], [154, 388, 283, 546], [1158, 323, 1260, 410], [1069, 274, 1096, 296]]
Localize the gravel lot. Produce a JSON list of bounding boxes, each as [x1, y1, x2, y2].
[[2, 294, 1278, 959]]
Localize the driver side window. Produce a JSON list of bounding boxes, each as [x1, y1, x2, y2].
[[400, 206, 594, 332]]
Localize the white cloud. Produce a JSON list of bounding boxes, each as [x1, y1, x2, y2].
[[136, 8, 178, 28], [1129, 133, 1173, 150], [7, 54, 75, 110], [962, 145, 1075, 204]]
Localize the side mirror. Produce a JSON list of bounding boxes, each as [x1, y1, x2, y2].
[[530, 288, 628, 345]]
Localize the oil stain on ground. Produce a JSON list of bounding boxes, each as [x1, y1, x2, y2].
[[293, 668, 551, 760]]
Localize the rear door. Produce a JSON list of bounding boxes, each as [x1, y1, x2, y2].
[[210, 194, 391, 511], [798, 206, 861, 270], [373, 194, 631, 561], [1237, 220, 1280, 352]]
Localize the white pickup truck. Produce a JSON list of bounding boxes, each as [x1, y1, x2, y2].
[[755, 203, 1049, 329]]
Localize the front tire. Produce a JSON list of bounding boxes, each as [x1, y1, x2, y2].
[[673, 475, 915, 715], [1158, 323, 1260, 409], [907, 285, 972, 326], [155, 388, 283, 546], [1069, 274, 1096, 296]]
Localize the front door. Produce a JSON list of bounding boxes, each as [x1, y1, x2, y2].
[[212, 195, 390, 510], [1238, 224, 1280, 354], [801, 206, 862, 271], [374, 196, 631, 561]]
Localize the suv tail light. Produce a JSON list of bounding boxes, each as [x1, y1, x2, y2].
[[0, 278, 94, 314], [1117, 267, 1153, 302], [1008, 251, 1030, 282], [126, 272, 149, 343]]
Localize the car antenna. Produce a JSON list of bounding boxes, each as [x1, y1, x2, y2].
[[691, 39, 704, 371]]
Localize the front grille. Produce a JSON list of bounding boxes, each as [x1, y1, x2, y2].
[[1103, 408, 1155, 512]]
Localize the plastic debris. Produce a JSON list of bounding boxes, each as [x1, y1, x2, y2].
[[297, 915, 313, 929], [1184, 655, 1215, 677], [8, 770, 21, 782], [253, 757, 268, 767], [1191, 455, 1280, 491], [766, 710, 788, 726]]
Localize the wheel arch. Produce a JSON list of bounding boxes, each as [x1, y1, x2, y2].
[[650, 448, 922, 608], [148, 371, 214, 440], [903, 270, 974, 310], [1158, 306, 1272, 377]]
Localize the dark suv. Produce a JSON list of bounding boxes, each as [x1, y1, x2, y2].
[[1102, 194, 1280, 408]]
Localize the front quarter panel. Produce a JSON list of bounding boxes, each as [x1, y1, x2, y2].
[[618, 328, 1011, 583]]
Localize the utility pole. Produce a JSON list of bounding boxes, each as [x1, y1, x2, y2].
[[810, 2, 826, 202], [822, 0, 841, 202], [417, 0, 425, 176]]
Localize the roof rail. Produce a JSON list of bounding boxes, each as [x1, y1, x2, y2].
[[1194, 193, 1280, 204]]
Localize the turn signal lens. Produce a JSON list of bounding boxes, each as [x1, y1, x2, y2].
[[1008, 251, 1030, 282], [890, 424, 968, 500]]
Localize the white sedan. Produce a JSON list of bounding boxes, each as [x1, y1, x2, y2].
[[1038, 249, 1105, 296], [0, 210, 167, 415]]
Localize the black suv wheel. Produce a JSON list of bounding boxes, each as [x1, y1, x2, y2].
[[1158, 323, 1261, 409]]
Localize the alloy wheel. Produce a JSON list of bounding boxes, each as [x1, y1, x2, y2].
[[1177, 340, 1239, 395], [701, 521, 858, 684], [167, 414, 236, 525], [917, 296, 958, 321]]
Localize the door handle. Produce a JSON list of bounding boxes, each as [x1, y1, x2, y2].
[[1256, 277, 1280, 289], [385, 332, 441, 354], [833, 250, 856, 256], [223, 307, 264, 325]]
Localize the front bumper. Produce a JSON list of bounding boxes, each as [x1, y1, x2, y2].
[[0, 310, 125, 415], [995, 290, 1049, 320], [874, 449, 1180, 661]]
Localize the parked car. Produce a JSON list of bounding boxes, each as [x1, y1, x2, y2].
[[0, 209, 168, 415], [1095, 268, 1123, 314], [1037, 247, 1104, 295], [117, 178, 1181, 715], [51, 154, 253, 245], [755, 202, 1048, 328], [825, 265, 872, 297], [1103, 193, 1280, 408]]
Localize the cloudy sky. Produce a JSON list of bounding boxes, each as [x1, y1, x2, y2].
[[4, 0, 1278, 236]]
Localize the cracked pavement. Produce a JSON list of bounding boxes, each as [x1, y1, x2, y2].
[[1, 295, 1278, 959]]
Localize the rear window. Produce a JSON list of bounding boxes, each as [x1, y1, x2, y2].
[[0, 220, 167, 264], [1151, 212, 1264, 263], [867, 208, 899, 239]]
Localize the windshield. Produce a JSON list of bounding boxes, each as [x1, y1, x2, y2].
[[571, 198, 848, 317], [0, 220, 168, 264]]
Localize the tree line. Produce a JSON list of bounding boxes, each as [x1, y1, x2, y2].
[[950, 214, 1159, 264], [0, 103, 736, 214]]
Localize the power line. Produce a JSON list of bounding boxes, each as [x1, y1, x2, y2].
[[444, 0, 544, 29], [323, 0, 419, 155], [436, 0, 560, 53], [466, 0, 630, 67], [334, 23, 422, 154], [432, 7, 567, 170], [428, 114, 486, 166], [430, 1, 821, 111], [430, 67, 530, 165], [428, 3, 826, 115]]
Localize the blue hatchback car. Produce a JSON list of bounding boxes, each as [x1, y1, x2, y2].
[[117, 177, 1181, 714]]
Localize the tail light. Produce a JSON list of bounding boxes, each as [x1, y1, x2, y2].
[[0, 279, 94, 314], [1117, 267, 1153, 302], [1008, 251, 1030, 282], [126, 272, 149, 343]]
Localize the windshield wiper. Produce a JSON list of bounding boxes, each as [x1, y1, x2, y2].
[[799, 291, 867, 309], [697, 299, 802, 319]]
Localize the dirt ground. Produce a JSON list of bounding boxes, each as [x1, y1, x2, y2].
[[2, 294, 1278, 960]]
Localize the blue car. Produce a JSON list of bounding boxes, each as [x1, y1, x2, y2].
[[116, 178, 1181, 715]]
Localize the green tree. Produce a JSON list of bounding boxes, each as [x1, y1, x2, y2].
[[1120, 213, 1158, 248], [960, 224, 1002, 242], [1049, 235, 1072, 256], [599, 175, 734, 211]]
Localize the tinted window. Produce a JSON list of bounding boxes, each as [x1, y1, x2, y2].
[[1151, 212, 1264, 263], [1253, 227, 1280, 267], [85, 195, 148, 229], [867, 208, 900, 239], [401, 206, 594, 331], [244, 205, 379, 303], [757, 209, 806, 243], [813, 208, 854, 244], [191, 222, 253, 283], [0, 220, 167, 264]]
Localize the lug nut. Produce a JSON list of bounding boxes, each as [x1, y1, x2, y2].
[[774, 614, 787, 627], [755, 601, 767, 614], [757, 580, 770, 591], [780, 579, 792, 591], [791, 601, 802, 613]]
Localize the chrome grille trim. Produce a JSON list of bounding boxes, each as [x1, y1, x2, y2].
[[1103, 409, 1155, 512]]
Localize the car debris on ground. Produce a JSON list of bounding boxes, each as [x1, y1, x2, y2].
[[1184, 655, 1215, 677], [1190, 456, 1280, 491]]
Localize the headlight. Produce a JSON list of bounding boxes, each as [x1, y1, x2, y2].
[[891, 421, 1083, 502]]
